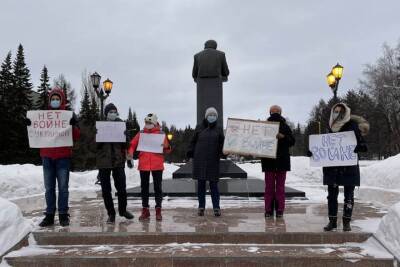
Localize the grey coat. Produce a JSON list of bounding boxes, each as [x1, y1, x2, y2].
[[192, 47, 230, 80], [188, 120, 225, 181]]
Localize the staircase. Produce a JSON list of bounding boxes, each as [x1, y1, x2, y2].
[[5, 231, 395, 266]]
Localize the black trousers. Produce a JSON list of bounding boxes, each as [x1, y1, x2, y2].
[[140, 170, 163, 208], [327, 185, 355, 219], [99, 167, 127, 216]]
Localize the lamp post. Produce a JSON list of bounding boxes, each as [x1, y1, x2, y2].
[[90, 72, 113, 120], [326, 63, 343, 102], [167, 133, 173, 141]]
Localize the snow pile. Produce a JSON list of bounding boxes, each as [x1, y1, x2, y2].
[[361, 154, 400, 190], [0, 197, 32, 257], [0, 161, 180, 200], [375, 201, 400, 261]]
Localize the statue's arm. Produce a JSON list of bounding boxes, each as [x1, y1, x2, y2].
[[221, 53, 230, 78], [192, 55, 199, 81]]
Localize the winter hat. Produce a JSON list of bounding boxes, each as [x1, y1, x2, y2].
[[144, 113, 158, 125], [204, 107, 218, 119], [48, 87, 66, 109], [104, 103, 118, 117]]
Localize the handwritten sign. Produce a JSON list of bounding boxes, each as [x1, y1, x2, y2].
[[96, 121, 126, 143], [309, 131, 358, 167], [137, 133, 165, 153], [223, 118, 280, 158], [27, 110, 73, 148]]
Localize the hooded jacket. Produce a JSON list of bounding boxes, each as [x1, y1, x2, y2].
[[40, 88, 80, 159], [128, 124, 171, 171]]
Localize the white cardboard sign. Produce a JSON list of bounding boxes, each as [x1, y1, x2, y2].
[[27, 110, 73, 148], [223, 118, 280, 158], [96, 121, 126, 143], [309, 131, 358, 167], [137, 133, 165, 153]]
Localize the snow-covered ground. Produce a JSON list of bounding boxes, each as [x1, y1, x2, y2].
[[0, 155, 400, 263]]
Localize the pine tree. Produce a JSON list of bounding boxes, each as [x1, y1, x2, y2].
[[79, 85, 91, 122], [90, 95, 99, 124], [36, 65, 50, 110], [9, 44, 35, 163], [126, 107, 140, 141], [0, 52, 15, 163]]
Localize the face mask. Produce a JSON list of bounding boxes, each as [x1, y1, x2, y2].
[[332, 111, 340, 120], [50, 99, 61, 109], [207, 115, 217, 123], [107, 112, 118, 121], [145, 123, 154, 129]]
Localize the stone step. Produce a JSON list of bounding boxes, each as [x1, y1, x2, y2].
[[5, 244, 394, 267], [33, 231, 372, 246]]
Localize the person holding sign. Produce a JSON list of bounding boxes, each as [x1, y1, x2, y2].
[[308, 103, 368, 232], [260, 105, 295, 218], [127, 113, 171, 221], [187, 107, 225, 217], [96, 103, 134, 224], [25, 88, 80, 227]]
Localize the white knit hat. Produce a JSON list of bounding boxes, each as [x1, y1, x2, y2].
[[144, 113, 158, 125], [204, 107, 218, 119]]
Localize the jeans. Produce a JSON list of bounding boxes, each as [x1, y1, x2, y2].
[[197, 180, 220, 209], [327, 185, 355, 219], [264, 171, 286, 213], [99, 167, 127, 216], [140, 171, 163, 208], [42, 157, 70, 215]]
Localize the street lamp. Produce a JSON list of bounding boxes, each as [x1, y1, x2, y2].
[[167, 133, 173, 141], [90, 72, 113, 120], [326, 63, 343, 102]]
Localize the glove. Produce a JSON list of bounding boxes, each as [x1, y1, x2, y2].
[[70, 117, 78, 126], [186, 151, 193, 159], [127, 159, 134, 169], [24, 118, 32, 126], [306, 150, 313, 157]]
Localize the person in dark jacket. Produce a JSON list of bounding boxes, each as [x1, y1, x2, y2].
[[96, 103, 134, 224], [309, 103, 368, 232], [261, 105, 295, 218], [187, 107, 225, 217], [26, 88, 80, 227]]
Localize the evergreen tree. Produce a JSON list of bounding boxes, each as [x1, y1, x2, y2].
[[0, 52, 14, 163], [9, 44, 35, 164], [90, 95, 99, 123], [126, 107, 140, 141], [36, 65, 50, 110], [79, 85, 91, 122]]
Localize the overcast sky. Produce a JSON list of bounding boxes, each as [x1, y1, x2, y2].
[[1, 0, 399, 128]]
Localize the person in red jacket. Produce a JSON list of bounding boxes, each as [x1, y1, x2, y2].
[[28, 88, 80, 227], [127, 113, 171, 221]]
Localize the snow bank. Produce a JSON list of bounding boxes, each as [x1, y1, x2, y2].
[[375, 201, 400, 261], [361, 154, 400, 190], [0, 197, 32, 257], [0, 161, 180, 200]]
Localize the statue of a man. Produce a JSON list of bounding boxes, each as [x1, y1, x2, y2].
[[192, 40, 230, 127]]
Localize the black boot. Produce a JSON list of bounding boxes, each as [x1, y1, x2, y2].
[[39, 214, 54, 227], [107, 214, 116, 224], [198, 208, 205, 216], [213, 208, 221, 217], [120, 211, 134, 220], [343, 217, 352, 232], [59, 214, 70, 227], [323, 217, 337, 231]]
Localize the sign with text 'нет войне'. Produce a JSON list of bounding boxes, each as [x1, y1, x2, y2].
[[223, 118, 280, 158], [26, 110, 73, 148], [309, 131, 358, 167]]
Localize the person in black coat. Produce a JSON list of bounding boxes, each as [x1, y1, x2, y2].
[[187, 107, 225, 217], [260, 105, 295, 218], [308, 103, 368, 232]]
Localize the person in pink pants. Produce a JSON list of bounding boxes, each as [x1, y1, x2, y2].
[[261, 105, 295, 218]]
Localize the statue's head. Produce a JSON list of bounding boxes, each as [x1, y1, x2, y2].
[[204, 40, 217, 49]]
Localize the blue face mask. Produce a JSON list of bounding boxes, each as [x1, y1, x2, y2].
[[107, 112, 118, 121], [50, 99, 61, 109], [207, 115, 217, 123]]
